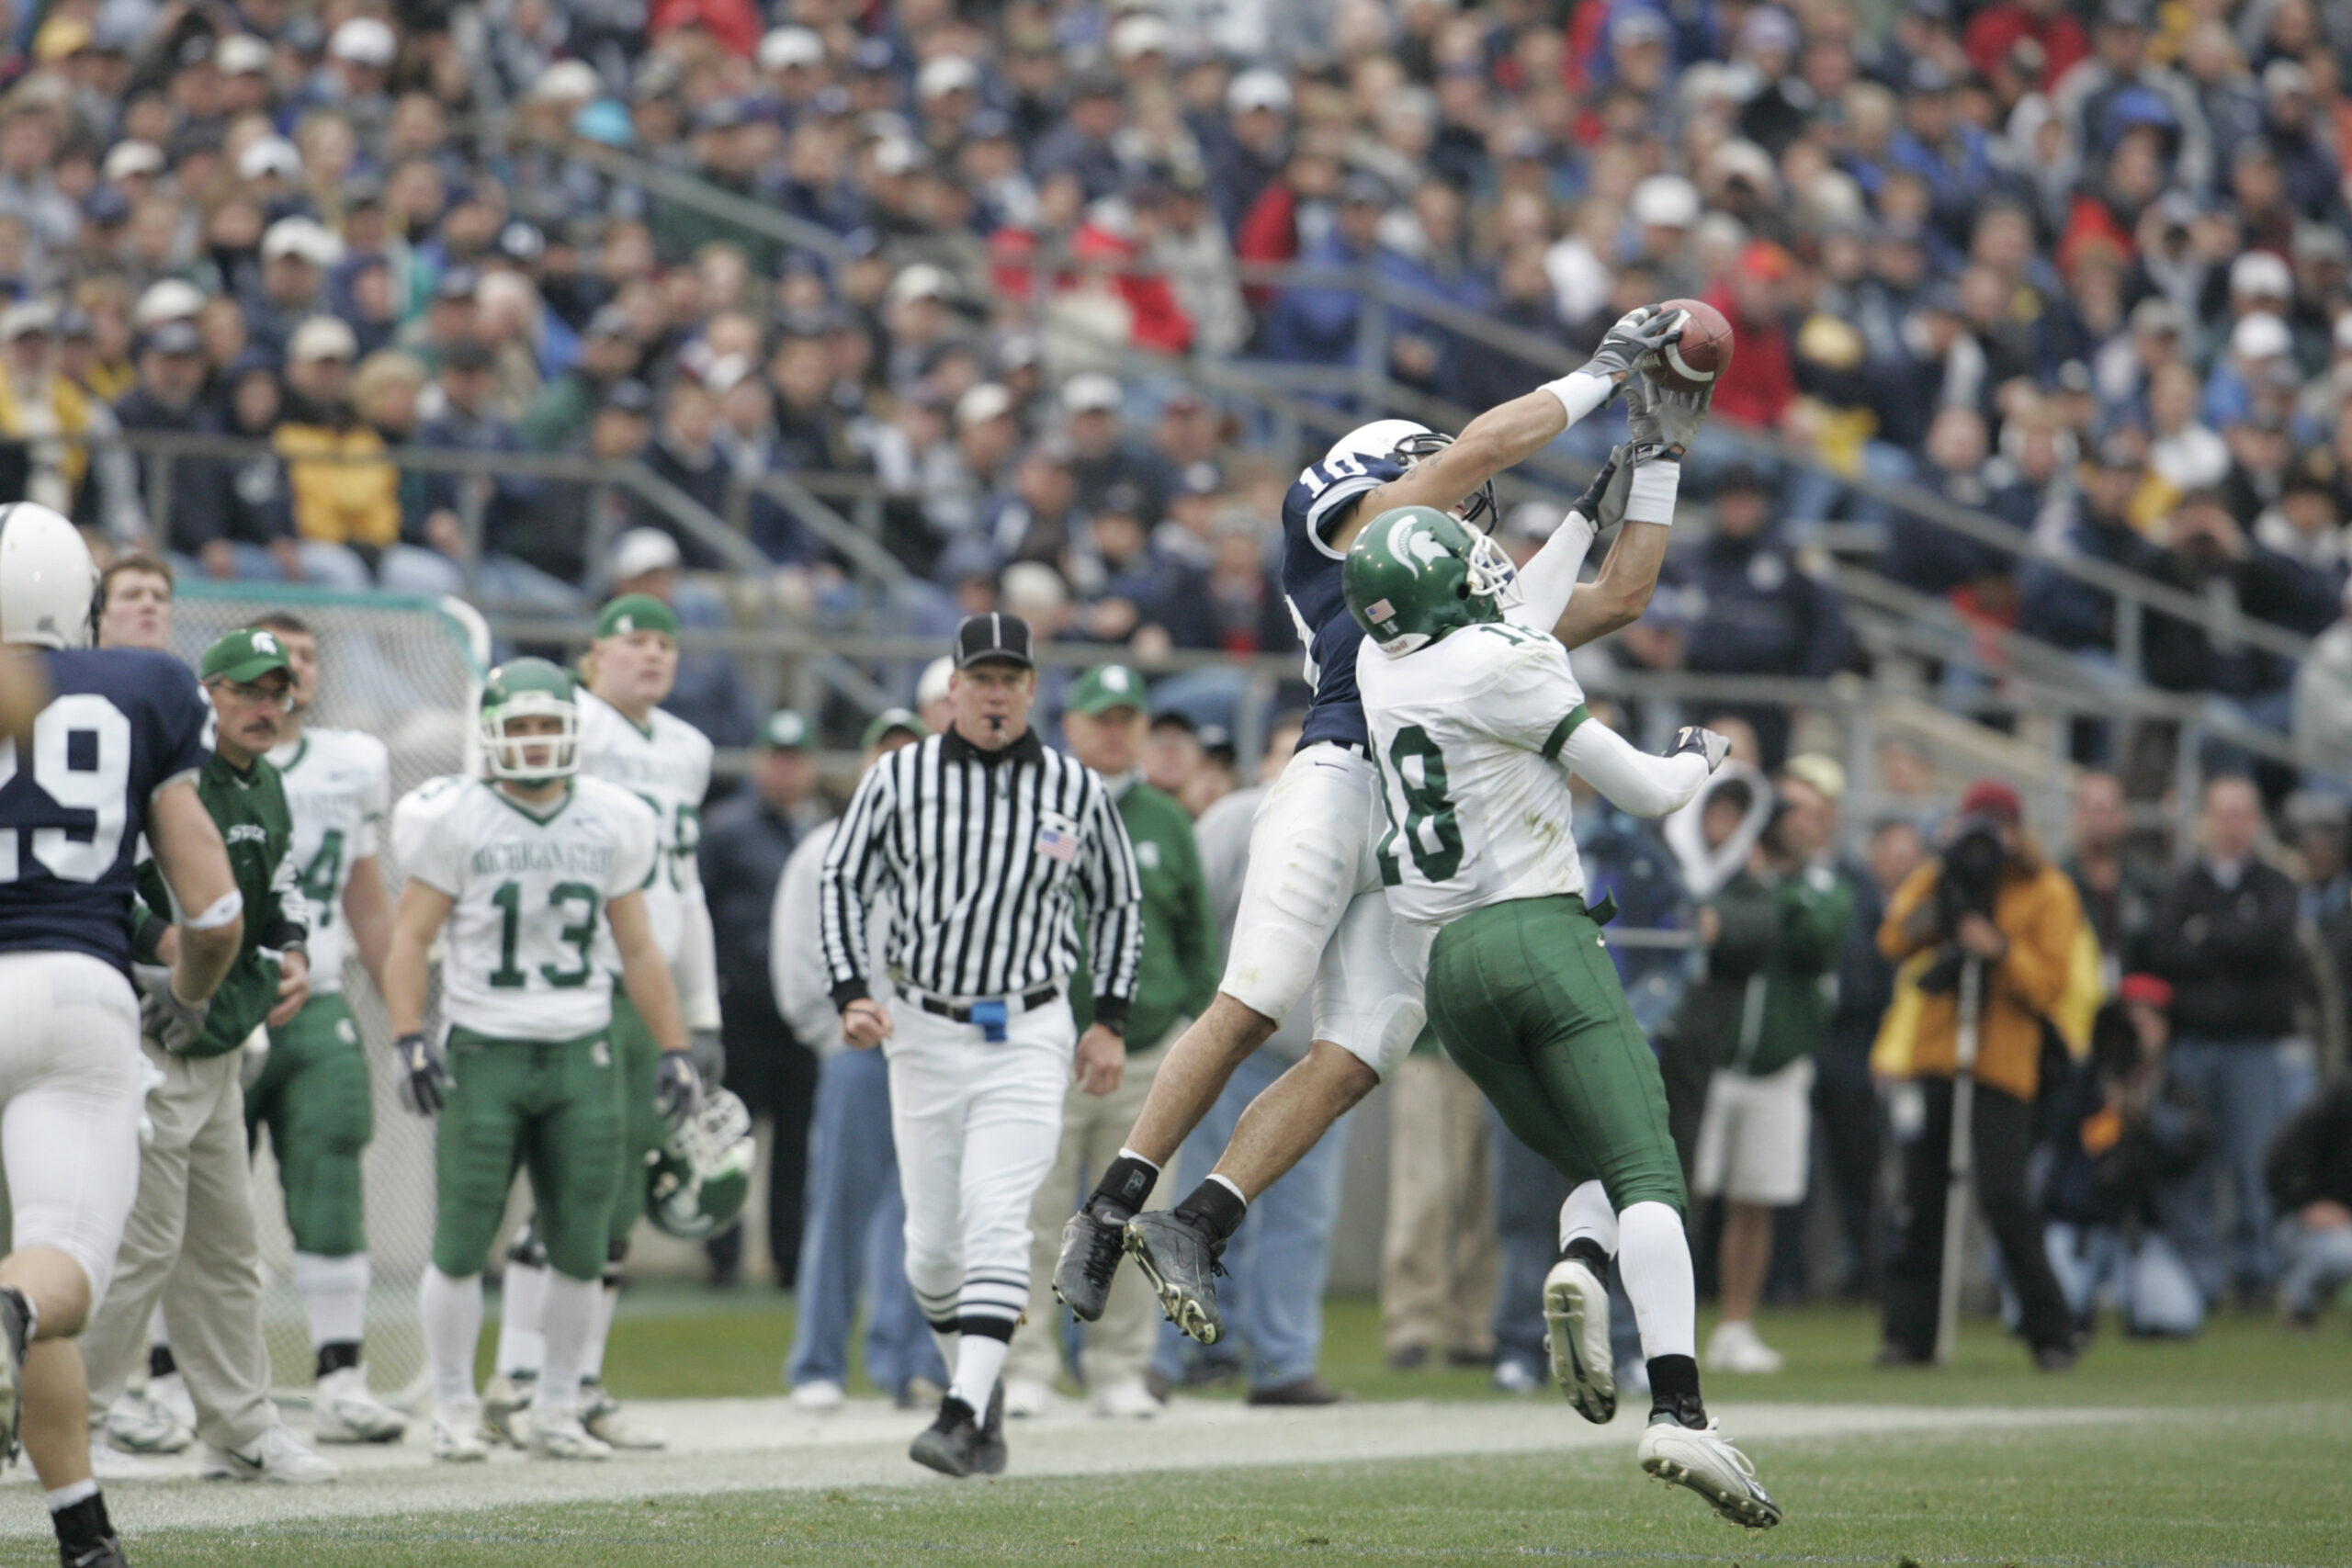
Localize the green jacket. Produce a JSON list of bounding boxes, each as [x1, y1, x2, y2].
[[136, 751, 308, 1058], [1072, 778, 1219, 1050], [1663, 863, 1852, 1078]]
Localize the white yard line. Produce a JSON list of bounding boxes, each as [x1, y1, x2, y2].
[[28, 1398, 2154, 1541]]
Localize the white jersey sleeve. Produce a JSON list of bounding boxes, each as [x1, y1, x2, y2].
[[272, 728, 394, 995], [577, 693, 715, 965], [390, 775, 471, 897]]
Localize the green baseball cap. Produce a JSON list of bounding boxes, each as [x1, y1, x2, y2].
[[1069, 663, 1147, 716], [595, 592, 679, 640], [199, 626, 294, 684], [861, 706, 925, 750], [760, 710, 815, 751]]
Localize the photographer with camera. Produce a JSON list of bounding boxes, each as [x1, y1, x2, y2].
[[1875, 781, 2086, 1370]]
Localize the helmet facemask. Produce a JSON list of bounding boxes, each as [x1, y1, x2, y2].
[[481, 696, 580, 785], [1392, 431, 1499, 530]]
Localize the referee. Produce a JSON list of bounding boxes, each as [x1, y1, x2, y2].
[[820, 614, 1142, 1479]]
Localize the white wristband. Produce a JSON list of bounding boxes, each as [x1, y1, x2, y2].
[[1540, 370, 1613, 428], [1625, 460, 1681, 525], [184, 889, 244, 932]]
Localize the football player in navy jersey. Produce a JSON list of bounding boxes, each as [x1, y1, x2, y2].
[[0, 503, 243, 1568], [1055, 307, 1716, 1348]]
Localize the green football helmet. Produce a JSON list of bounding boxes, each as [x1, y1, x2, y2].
[[480, 657, 580, 784], [1344, 505, 1521, 657], [647, 1087, 755, 1240]]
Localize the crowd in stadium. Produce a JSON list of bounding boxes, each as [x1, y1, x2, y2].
[[5, 0, 2352, 1433]]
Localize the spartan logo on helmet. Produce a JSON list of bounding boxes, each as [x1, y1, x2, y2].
[[1323, 419, 1500, 531], [1342, 505, 1523, 658], [479, 657, 582, 784], [647, 1087, 755, 1239]]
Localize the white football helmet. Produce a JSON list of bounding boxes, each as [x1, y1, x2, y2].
[[0, 502, 99, 649], [1323, 419, 1498, 528]]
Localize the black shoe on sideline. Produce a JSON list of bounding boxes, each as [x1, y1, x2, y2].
[[909, 1395, 984, 1478], [975, 1381, 1007, 1475], [1244, 1375, 1351, 1407]]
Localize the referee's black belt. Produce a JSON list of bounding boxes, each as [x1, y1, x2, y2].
[[910, 983, 1060, 1023]]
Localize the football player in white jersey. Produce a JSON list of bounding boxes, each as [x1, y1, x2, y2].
[[1055, 309, 1711, 1348], [236, 612, 407, 1444], [487, 593, 718, 1450], [386, 659, 702, 1461], [1344, 505, 1778, 1529]]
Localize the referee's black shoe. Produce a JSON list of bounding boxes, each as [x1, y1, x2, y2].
[[975, 1381, 1007, 1475], [1053, 1199, 1131, 1322], [1126, 1211, 1227, 1346], [909, 1394, 985, 1478]]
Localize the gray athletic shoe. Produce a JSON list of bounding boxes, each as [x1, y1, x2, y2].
[[1125, 1210, 1227, 1346], [974, 1380, 1007, 1475], [1052, 1200, 1130, 1322]]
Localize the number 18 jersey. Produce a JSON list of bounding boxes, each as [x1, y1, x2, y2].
[[1355, 622, 1592, 928], [268, 728, 391, 996], [392, 775, 659, 1041]]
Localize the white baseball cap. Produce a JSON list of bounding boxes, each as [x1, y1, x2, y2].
[[262, 217, 342, 267], [888, 263, 951, 305], [530, 60, 603, 103], [1111, 13, 1174, 60], [916, 655, 955, 711], [102, 141, 164, 182], [328, 17, 395, 66], [288, 315, 358, 364], [2229, 250, 2293, 300], [916, 55, 981, 100], [237, 136, 302, 183], [956, 382, 1015, 428], [216, 34, 272, 76], [609, 526, 683, 581], [133, 279, 206, 330], [1227, 68, 1291, 114], [1630, 173, 1701, 229], [1061, 372, 1122, 414], [758, 27, 825, 72], [2230, 311, 2291, 361]]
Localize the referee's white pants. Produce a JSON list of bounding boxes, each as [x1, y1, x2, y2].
[[81, 1035, 276, 1450], [886, 997, 1073, 1339]]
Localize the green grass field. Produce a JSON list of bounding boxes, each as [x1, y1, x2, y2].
[[111, 1296, 2352, 1567]]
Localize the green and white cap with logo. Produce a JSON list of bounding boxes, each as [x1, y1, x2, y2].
[[860, 707, 926, 750], [1069, 663, 1147, 716], [596, 592, 680, 640], [200, 626, 294, 684], [759, 710, 815, 751]]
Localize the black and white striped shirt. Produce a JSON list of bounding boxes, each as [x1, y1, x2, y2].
[[819, 727, 1144, 1032]]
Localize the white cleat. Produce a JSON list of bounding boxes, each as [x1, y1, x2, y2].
[[481, 1373, 534, 1449], [199, 1424, 340, 1484], [788, 1379, 845, 1413], [311, 1365, 410, 1444], [580, 1383, 664, 1450], [528, 1410, 613, 1460], [1001, 1377, 1056, 1419], [429, 1405, 491, 1463], [1090, 1378, 1162, 1419], [1542, 1258, 1617, 1424], [1703, 1320, 1786, 1375], [104, 1390, 193, 1455], [86, 1438, 161, 1482], [1637, 1414, 1781, 1529]]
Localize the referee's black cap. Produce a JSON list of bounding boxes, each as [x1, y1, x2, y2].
[[954, 612, 1035, 670]]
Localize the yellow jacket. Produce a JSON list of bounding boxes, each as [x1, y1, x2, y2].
[[276, 421, 400, 547]]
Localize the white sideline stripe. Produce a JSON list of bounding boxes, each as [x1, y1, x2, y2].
[[19, 1399, 2158, 1540]]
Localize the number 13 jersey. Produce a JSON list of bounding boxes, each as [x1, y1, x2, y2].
[[268, 728, 391, 996], [392, 774, 658, 1040], [1354, 621, 1593, 928]]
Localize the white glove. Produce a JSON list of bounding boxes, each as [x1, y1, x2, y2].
[[1669, 726, 1733, 773]]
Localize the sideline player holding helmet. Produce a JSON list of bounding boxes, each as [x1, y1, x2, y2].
[[1054, 305, 1711, 1348], [384, 659, 702, 1463], [1344, 504, 1775, 1529]]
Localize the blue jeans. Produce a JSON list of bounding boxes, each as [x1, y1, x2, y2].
[[1151, 1049, 1350, 1390], [2043, 1221, 2203, 1337], [2278, 1219, 2352, 1317], [2166, 1039, 2297, 1299], [785, 1049, 944, 1397]]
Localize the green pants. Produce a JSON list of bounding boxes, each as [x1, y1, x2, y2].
[[1424, 895, 1688, 1220], [606, 996, 665, 1254], [435, 1025, 621, 1281], [249, 992, 373, 1258]]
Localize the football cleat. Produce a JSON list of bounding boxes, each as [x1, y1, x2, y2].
[[103, 1391, 192, 1456], [61, 1535, 129, 1568], [1637, 1408, 1781, 1529], [1543, 1258, 1618, 1424], [908, 1393, 984, 1478], [481, 1372, 533, 1449], [1052, 1200, 1130, 1322], [528, 1411, 613, 1461], [198, 1424, 339, 1484], [311, 1365, 409, 1444], [1125, 1211, 1227, 1346], [580, 1382, 665, 1449], [428, 1405, 490, 1463]]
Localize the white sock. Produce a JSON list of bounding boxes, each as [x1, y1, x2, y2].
[[44, 1480, 97, 1512], [1617, 1201, 1697, 1362], [1558, 1179, 1620, 1258], [581, 1281, 620, 1384], [951, 1333, 1009, 1413], [419, 1269, 484, 1408], [535, 1274, 599, 1418], [293, 1252, 369, 1351], [495, 1259, 547, 1379]]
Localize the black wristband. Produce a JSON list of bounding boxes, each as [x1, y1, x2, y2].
[[261, 919, 308, 953], [830, 978, 872, 1012], [1090, 996, 1130, 1036]]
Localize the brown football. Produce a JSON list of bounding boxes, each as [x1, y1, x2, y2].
[[1645, 298, 1735, 393]]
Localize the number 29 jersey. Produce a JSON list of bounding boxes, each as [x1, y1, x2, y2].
[[1355, 622, 1592, 928], [392, 774, 659, 1041], [0, 648, 214, 973], [267, 728, 391, 996]]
